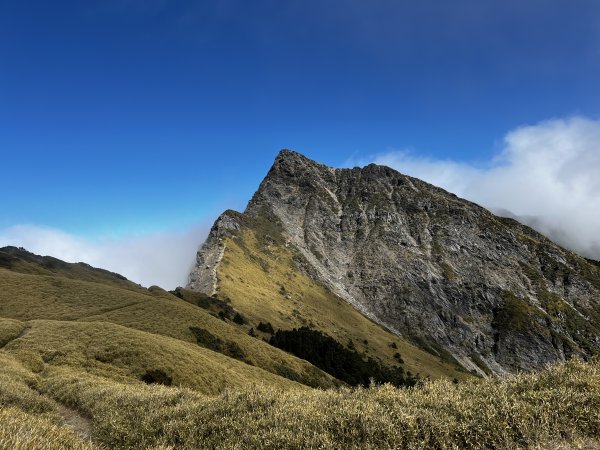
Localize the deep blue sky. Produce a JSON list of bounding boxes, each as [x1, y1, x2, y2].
[[2, 0, 599, 237]]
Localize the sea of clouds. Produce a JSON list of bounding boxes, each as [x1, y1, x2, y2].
[[0, 223, 209, 290]]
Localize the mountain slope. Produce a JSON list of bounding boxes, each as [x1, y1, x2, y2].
[[189, 150, 600, 375], [194, 211, 467, 380], [0, 247, 338, 389]]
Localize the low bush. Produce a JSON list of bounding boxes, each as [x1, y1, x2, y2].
[[257, 322, 275, 334], [141, 369, 172, 386]]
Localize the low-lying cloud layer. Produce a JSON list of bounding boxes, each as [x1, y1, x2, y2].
[[0, 224, 209, 289], [349, 116, 600, 259]]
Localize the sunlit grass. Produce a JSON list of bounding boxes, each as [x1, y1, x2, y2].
[[0, 267, 337, 388], [3, 319, 304, 394], [0, 317, 25, 347], [0, 407, 97, 450], [35, 358, 600, 449]]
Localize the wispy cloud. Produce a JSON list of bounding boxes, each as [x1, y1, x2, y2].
[[0, 223, 209, 289], [347, 116, 600, 259]]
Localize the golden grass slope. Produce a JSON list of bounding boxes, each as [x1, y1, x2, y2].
[[0, 352, 97, 449], [0, 317, 25, 347], [0, 267, 337, 388], [3, 319, 304, 394], [0, 268, 146, 321], [0, 352, 58, 416], [0, 245, 147, 294], [1, 305, 599, 449], [216, 226, 467, 381], [79, 290, 338, 388]]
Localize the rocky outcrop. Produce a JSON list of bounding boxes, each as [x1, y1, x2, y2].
[[188, 212, 240, 295], [190, 150, 600, 375]]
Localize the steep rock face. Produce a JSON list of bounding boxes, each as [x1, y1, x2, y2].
[[188, 212, 240, 295], [190, 150, 600, 375]]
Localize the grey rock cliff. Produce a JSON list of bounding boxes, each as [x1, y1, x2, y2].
[[188, 212, 240, 295], [191, 150, 600, 375]]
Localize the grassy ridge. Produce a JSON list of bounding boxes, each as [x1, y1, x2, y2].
[[0, 267, 337, 388], [0, 246, 146, 294], [0, 268, 147, 321], [3, 319, 304, 393]]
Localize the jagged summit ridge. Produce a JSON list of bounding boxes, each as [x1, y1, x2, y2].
[[189, 150, 600, 375]]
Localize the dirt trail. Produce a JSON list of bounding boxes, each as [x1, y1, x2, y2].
[[78, 300, 144, 320], [56, 403, 94, 441], [16, 324, 31, 339]]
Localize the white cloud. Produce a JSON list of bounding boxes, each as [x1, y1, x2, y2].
[[0, 224, 209, 289], [348, 117, 600, 259]]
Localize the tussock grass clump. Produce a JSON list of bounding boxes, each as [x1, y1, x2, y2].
[[0, 353, 58, 416], [0, 407, 97, 450], [0, 317, 25, 347], [39, 359, 600, 449]]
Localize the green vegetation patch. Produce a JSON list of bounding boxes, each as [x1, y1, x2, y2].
[[189, 326, 246, 362], [576, 256, 600, 291], [269, 327, 417, 387], [493, 291, 547, 333], [440, 262, 457, 281], [257, 321, 275, 334]]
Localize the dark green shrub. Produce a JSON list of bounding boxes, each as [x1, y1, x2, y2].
[[141, 369, 172, 386], [269, 327, 416, 388], [189, 327, 246, 361], [232, 313, 247, 325], [257, 322, 275, 334]]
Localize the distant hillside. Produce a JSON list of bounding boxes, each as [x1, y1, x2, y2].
[[0, 246, 338, 390], [0, 246, 144, 293]]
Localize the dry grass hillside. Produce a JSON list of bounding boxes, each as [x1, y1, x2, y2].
[[0, 261, 337, 389], [2, 246, 600, 449], [3, 319, 304, 393]]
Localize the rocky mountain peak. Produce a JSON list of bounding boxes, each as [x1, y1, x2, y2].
[[190, 151, 600, 375]]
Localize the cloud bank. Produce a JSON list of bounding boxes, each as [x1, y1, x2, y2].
[[349, 117, 600, 259], [0, 224, 209, 289]]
